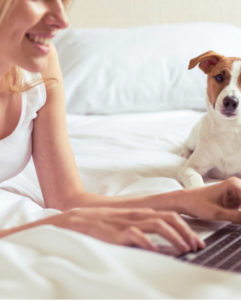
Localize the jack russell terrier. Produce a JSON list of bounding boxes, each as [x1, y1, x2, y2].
[[177, 50, 241, 189]]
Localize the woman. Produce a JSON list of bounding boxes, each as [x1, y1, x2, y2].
[[0, 0, 241, 254]]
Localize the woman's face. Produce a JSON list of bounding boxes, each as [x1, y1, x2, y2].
[[0, 0, 69, 76]]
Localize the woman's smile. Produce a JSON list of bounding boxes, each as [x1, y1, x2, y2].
[[25, 32, 55, 55]]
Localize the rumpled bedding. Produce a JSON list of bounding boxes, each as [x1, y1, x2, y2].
[[0, 110, 240, 298]]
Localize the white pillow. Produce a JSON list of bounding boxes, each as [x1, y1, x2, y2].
[[54, 23, 241, 115]]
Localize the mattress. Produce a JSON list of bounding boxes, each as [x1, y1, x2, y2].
[[0, 109, 241, 298]]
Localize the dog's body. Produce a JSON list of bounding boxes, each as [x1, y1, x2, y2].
[[178, 51, 241, 188]]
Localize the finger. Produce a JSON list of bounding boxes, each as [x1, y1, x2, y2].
[[105, 217, 197, 252], [222, 177, 241, 209], [222, 195, 241, 209], [161, 213, 205, 251], [118, 226, 158, 252], [137, 219, 191, 253]]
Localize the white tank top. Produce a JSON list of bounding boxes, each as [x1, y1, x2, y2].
[[0, 71, 46, 182]]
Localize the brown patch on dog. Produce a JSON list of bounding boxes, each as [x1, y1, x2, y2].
[[207, 58, 241, 105], [238, 68, 241, 91]]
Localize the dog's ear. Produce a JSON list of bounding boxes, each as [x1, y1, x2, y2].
[[188, 51, 224, 74]]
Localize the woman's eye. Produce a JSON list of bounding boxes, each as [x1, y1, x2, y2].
[[214, 73, 224, 83]]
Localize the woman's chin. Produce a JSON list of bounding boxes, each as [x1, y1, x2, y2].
[[22, 58, 48, 74]]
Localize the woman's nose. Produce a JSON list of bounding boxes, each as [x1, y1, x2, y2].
[[45, 2, 69, 29]]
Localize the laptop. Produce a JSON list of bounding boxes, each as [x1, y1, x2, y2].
[[177, 223, 241, 273], [148, 218, 241, 273]]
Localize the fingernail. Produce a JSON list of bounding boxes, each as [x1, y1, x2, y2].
[[191, 238, 198, 252], [181, 242, 191, 252], [150, 242, 159, 251], [199, 239, 206, 249]]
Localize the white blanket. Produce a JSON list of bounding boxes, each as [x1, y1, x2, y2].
[[0, 110, 241, 298]]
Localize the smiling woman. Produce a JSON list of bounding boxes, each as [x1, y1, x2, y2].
[[0, 0, 70, 92]]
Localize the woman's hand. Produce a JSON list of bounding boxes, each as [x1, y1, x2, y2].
[[181, 177, 241, 222], [71, 177, 241, 251], [47, 207, 205, 253]]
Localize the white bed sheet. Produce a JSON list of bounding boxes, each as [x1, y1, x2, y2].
[[0, 110, 240, 298]]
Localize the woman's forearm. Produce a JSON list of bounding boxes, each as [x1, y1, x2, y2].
[[0, 218, 56, 238], [47, 188, 193, 213]]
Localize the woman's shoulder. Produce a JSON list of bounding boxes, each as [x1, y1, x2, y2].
[[21, 69, 47, 114]]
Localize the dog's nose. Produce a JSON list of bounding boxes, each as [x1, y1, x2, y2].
[[223, 96, 239, 111]]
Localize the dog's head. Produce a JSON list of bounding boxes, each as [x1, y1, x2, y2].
[[189, 50, 241, 119]]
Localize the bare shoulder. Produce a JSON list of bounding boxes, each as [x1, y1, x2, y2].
[[40, 43, 65, 106]]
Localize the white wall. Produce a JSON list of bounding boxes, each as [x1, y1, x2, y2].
[[68, 0, 241, 28]]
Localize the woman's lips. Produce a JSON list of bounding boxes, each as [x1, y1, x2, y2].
[[25, 33, 51, 55]]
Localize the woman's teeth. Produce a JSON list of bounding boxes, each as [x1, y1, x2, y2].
[[27, 33, 50, 46]]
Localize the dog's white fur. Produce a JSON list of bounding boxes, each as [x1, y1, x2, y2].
[[178, 54, 241, 188]]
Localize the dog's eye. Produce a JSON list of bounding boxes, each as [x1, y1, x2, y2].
[[214, 74, 224, 83]]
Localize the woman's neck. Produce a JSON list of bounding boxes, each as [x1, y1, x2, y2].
[[0, 61, 13, 81], [0, 62, 15, 93]]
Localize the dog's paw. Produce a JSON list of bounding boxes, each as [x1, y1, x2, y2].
[[178, 173, 205, 189], [183, 177, 205, 189], [177, 166, 204, 189]]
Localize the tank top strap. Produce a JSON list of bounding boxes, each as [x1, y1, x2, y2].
[[20, 70, 47, 127]]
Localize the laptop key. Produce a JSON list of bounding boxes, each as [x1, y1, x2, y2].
[[192, 233, 240, 265], [219, 249, 241, 270], [204, 238, 241, 267]]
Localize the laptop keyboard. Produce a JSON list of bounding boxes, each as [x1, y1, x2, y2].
[[177, 223, 241, 273]]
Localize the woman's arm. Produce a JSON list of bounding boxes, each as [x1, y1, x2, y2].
[[32, 44, 85, 209], [0, 207, 205, 253], [50, 177, 241, 225]]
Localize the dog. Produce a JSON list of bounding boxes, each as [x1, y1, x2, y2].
[[177, 50, 241, 189]]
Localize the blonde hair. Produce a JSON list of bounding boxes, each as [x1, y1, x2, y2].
[[0, 0, 72, 93]]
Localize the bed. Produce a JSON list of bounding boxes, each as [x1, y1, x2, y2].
[[1, 1, 241, 298]]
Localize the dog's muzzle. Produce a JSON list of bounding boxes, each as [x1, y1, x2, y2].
[[222, 96, 239, 117]]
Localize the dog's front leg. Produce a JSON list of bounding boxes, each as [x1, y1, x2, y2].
[[178, 165, 204, 188], [177, 153, 210, 189]]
